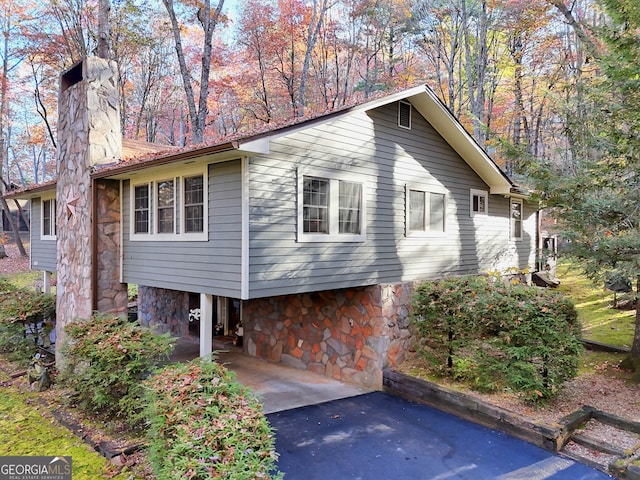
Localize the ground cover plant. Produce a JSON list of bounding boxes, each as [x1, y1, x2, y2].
[[0, 277, 55, 366], [411, 275, 583, 401], [59, 314, 175, 429], [144, 358, 282, 480]]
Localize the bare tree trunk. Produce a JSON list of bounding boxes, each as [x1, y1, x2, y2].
[[162, 0, 224, 144], [0, 186, 26, 257], [297, 0, 330, 117], [0, 8, 25, 257], [633, 276, 640, 356], [548, 0, 597, 59], [97, 0, 111, 59]]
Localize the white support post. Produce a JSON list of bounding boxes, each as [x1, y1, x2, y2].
[[200, 293, 213, 359], [43, 272, 52, 294]]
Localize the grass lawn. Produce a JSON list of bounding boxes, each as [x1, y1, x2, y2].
[[556, 262, 636, 349], [0, 370, 137, 480]]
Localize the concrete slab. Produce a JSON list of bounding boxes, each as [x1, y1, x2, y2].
[[217, 351, 371, 414], [169, 336, 371, 414]]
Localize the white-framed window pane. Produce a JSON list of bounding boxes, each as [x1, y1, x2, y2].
[[303, 177, 329, 233], [134, 185, 150, 234], [473, 194, 485, 213], [511, 200, 522, 239], [157, 180, 174, 233], [339, 181, 361, 234], [409, 190, 425, 231], [430, 192, 445, 231], [42, 199, 52, 236], [184, 175, 204, 233]]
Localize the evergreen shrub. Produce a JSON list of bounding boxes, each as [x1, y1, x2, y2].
[[144, 359, 282, 480], [0, 279, 56, 365], [411, 276, 583, 401], [60, 314, 174, 428]]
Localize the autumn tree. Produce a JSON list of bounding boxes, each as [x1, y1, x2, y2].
[[531, 0, 640, 374], [162, 0, 225, 144], [237, 0, 278, 124], [0, 0, 30, 257]]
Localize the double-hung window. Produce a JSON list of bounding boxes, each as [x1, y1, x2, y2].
[[184, 175, 205, 233], [156, 180, 175, 234], [41, 197, 56, 239], [134, 185, 150, 234], [131, 168, 207, 241], [407, 188, 446, 234], [511, 199, 523, 240], [470, 189, 488, 216], [299, 171, 366, 242]]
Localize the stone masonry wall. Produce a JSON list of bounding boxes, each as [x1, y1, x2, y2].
[[243, 282, 416, 389], [55, 57, 122, 364], [95, 179, 127, 314], [138, 286, 189, 337]]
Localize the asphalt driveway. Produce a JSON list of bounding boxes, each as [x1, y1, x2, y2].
[[268, 391, 612, 480]]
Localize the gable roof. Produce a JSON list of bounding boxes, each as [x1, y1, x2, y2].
[[6, 85, 521, 199]]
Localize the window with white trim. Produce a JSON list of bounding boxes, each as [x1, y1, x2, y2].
[[470, 189, 488, 216], [184, 175, 205, 233], [130, 168, 207, 241], [511, 199, 523, 240], [41, 198, 56, 239], [134, 185, 150, 234], [407, 188, 446, 234], [156, 179, 175, 234], [298, 172, 366, 242]]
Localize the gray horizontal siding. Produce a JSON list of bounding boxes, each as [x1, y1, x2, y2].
[[246, 102, 536, 298], [121, 160, 243, 297], [29, 198, 57, 272]]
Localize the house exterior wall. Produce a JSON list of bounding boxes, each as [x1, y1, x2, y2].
[[121, 160, 243, 297], [243, 282, 415, 389], [29, 198, 57, 272], [245, 102, 537, 299]]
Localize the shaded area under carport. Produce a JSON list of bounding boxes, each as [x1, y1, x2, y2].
[[170, 336, 371, 414]]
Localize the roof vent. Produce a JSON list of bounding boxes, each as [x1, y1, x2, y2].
[[398, 101, 412, 129]]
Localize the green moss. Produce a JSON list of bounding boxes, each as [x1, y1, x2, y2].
[[0, 379, 136, 480], [0, 271, 42, 290], [556, 263, 635, 348]]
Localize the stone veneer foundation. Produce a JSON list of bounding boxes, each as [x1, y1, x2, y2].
[[138, 286, 190, 337], [243, 282, 416, 389]]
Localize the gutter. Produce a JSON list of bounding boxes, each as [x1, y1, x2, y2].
[[90, 142, 239, 179]]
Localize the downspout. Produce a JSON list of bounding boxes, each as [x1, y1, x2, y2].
[[536, 209, 541, 272], [91, 177, 98, 312]]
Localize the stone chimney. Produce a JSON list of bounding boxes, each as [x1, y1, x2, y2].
[[55, 57, 125, 364]]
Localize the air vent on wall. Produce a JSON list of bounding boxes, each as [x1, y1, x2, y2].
[[398, 101, 412, 129]]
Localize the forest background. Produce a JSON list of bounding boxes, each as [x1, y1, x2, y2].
[[2, 0, 640, 363], [0, 0, 601, 187]]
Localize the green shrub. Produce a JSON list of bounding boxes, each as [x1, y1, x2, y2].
[[144, 359, 282, 480], [0, 280, 56, 366], [59, 314, 174, 428], [412, 276, 583, 401]]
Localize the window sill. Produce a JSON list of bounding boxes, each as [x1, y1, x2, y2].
[[297, 233, 366, 243], [129, 233, 208, 242]]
